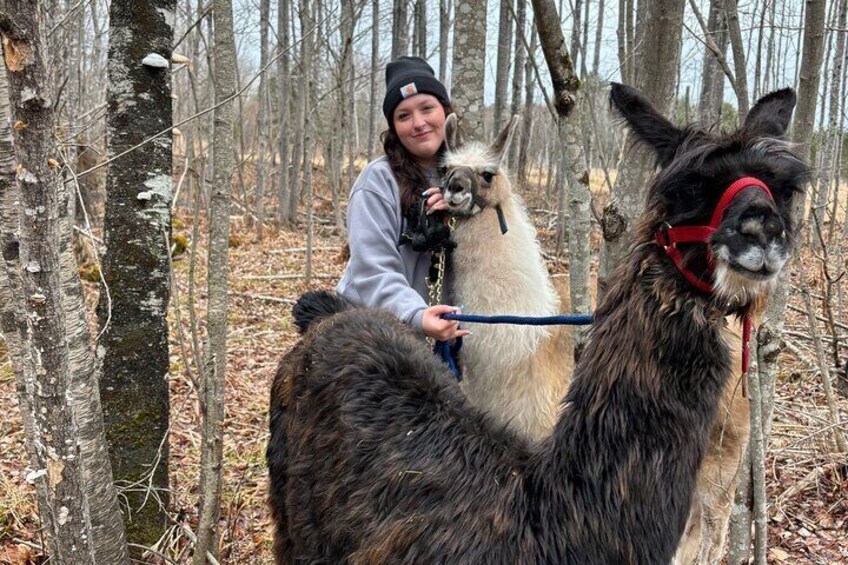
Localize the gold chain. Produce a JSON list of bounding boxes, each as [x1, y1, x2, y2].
[[427, 216, 456, 307]]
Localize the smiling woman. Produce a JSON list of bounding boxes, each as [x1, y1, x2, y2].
[[334, 56, 469, 342]]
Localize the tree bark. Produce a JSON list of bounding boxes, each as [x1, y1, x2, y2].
[[530, 0, 592, 360], [451, 0, 488, 138], [368, 0, 381, 162], [698, 0, 728, 127], [728, 2, 828, 562], [193, 0, 235, 561], [253, 0, 271, 240], [494, 0, 513, 133], [508, 0, 526, 170], [592, 0, 604, 76], [0, 5, 99, 562], [439, 0, 450, 84], [98, 0, 175, 554], [277, 0, 292, 225], [599, 0, 684, 291], [392, 0, 408, 59], [723, 0, 750, 116]]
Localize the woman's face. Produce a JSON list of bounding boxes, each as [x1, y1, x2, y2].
[[392, 94, 447, 166]]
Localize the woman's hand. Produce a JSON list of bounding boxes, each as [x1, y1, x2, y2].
[[422, 304, 470, 341], [422, 187, 447, 214]]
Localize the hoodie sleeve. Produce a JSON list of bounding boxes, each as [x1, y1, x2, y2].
[[340, 166, 428, 331]]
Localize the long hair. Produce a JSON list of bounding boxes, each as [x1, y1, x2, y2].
[[381, 100, 454, 227]]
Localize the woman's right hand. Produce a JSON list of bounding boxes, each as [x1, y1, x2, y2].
[[422, 304, 470, 341], [422, 187, 447, 214]]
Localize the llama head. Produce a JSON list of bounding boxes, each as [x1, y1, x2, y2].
[[609, 82, 809, 305], [441, 114, 519, 215]]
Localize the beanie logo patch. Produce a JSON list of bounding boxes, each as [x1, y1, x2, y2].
[[400, 82, 418, 98]]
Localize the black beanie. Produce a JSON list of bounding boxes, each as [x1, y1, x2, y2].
[[382, 56, 450, 123]]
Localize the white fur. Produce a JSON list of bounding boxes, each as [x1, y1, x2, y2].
[[446, 153, 573, 441]]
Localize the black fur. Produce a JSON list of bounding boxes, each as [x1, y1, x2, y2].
[[267, 84, 809, 564], [291, 290, 351, 335]]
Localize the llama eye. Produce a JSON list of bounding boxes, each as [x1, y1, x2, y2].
[[481, 171, 496, 183]]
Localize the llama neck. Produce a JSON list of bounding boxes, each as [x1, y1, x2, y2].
[[528, 249, 732, 563]]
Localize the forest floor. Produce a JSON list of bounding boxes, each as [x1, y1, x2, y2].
[[1, 171, 847, 564]]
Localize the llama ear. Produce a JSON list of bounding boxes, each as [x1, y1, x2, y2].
[[742, 88, 796, 138], [609, 82, 685, 167], [491, 115, 520, 166], [444, 113, 460, 152]]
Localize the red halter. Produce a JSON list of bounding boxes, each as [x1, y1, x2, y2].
[[654, 176, 774, 390]]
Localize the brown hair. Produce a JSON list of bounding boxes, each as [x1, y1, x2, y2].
[[381, 100, 454, 227]]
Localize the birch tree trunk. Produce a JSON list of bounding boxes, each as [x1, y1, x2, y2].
[[98, 0, 175, 553], [530, 0, 592, 360], [451, 0, 488, 138], [494, 0, 513, 133], [599, 0, 684, 290], [0, 5, 97, 562], [508, 0, 526, 170], [193, 0, 235, 561], [727, 2, 828, 563]]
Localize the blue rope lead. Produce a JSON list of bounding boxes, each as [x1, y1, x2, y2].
[[441, 312, 594, 326], [435, 312, 594, 381]]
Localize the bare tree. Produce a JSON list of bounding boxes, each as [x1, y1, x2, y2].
[[723, 0, 750, 116], [98, 0, 175, 553], [253, 0, 271, 240], [413, 0, 427, 58], [599, 0, 684, 289], [193, 0, 236, 561], [278, 0, 292, 225], [452, 0, 488, 137], [698, 0, 728, 126], [530, 0, 592, 359], [728, 2, 829, 563], [368, 0, 381, 159], [0, 4, 104, 562], [494, 0, 513, 133], [508, 0, 526, 170], [392, 0, 409, 58], [439, 0, 450, 84]]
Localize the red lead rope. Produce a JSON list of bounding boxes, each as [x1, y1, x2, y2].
[[655, 177, 773, 398]]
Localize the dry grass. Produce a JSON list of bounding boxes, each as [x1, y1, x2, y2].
[[0, 169, 845, 564]]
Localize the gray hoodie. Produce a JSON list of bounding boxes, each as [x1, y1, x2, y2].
[[336, 157, 439, 332]]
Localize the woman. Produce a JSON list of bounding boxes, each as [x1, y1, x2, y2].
[[336, 56, 468, 342]]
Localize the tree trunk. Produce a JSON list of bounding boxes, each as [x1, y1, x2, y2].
[[723, 0, 750, 116], [494, 0, 514, 133], [592, 0, 604, 76], [392, 0, 408, 59], [193, 0, 235, 561], [413, 0, 427, 58], [451, 0, 488, 138], [368, 0, 380, 160], [99, 0, 175, 554], [278, 0, 292, 225], [698, 0, 728, 127], [439, 0, 450, 84], [302, 0, 317, 282], [253, 0, 271, 240], [530, 0, 592, 360], [517, 27, 537, 187], [0, 5, 99, 562], [728, 1, 828, 563], [508, 0, 526, 170], [599, 0, 684, 291]]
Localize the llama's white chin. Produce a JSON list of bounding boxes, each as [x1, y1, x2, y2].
[[712, 261, 776, 306]]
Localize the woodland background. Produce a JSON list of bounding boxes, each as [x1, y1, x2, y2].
[[0, 0, 846, 563]]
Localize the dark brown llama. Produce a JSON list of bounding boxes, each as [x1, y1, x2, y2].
[[267, 83, 808, 564]]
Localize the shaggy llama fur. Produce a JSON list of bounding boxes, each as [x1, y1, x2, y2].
[[267, 83, 807, 564]]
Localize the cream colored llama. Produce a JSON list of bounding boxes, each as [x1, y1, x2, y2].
[[442, 114, 751, 563], [441, 115, 574, 441]]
